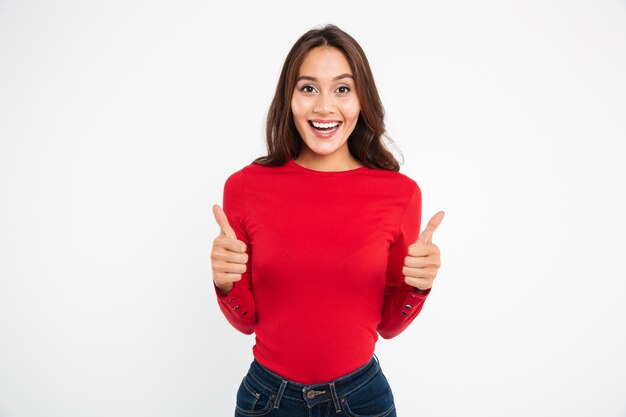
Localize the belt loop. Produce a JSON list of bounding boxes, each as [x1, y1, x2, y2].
[[373, 353, 381, 370], [273, 380, 288, 409], [329, 381, 341, 413]]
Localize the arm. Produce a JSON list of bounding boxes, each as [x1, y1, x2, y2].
[[214, 170, 256, 335], [378, 182, 431, 339]]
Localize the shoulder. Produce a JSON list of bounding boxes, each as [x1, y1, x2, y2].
[[372, 168, 420, 196], [396, 171, 420, 190], [224, 164, 251, 192], [224, 167, 244, 191], [224, 161, 280, 187]]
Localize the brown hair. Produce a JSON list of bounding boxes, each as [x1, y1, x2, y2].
[[252, 24, 403, 171]]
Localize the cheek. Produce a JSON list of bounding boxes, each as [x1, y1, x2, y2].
[[290, 98, 308, 138], [343, 100, 360, 123], [291, 96, 306, 121]]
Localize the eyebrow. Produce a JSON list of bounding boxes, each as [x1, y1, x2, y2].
[[296, 73, 354, 82]]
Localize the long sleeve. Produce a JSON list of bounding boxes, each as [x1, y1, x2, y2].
[[378, 181, 431, 339], [214, 170, 256, 335]]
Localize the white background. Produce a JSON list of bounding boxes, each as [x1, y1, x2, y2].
[[1, 1, 625, 416]]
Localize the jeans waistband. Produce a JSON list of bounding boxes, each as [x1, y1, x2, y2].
[[246, 354, 382, 411]]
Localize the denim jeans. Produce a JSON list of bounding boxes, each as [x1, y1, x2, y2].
[[234, 354, 396, 417]]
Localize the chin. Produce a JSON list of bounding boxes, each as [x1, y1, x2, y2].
[[308, 140, 343, 153]]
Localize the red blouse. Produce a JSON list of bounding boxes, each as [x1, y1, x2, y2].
[[214, 159, 431, 384]]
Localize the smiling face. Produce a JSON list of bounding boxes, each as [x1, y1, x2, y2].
[[290, 46, 361, 169]]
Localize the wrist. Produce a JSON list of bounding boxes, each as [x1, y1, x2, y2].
[[412, 286, 430, 294], [215, 281, 234, 297]]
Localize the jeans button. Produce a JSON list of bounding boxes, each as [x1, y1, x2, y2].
[[306, 390, 315, 399]]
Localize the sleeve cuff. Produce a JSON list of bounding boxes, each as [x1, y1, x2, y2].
[[410, 285, 431, 297], [214, 281, 251, 317], [399, 284, 430, 316]]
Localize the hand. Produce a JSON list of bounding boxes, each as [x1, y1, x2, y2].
[[403, 211, 444, 291], [211, 204, 249, 296]]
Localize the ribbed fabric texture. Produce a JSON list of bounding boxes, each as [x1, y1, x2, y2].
[[214, 159, 430, 384]]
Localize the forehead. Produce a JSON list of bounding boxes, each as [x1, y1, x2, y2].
[[298, 46, 352, 78]]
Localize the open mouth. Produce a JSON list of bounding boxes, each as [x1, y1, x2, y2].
[[308, 120, 342, 134]]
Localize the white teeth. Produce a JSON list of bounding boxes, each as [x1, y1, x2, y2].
[[311, 121, 340, 129]]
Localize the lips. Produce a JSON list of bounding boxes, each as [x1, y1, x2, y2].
[[307, 120, 341, 139], [308, 120, 342, 130]]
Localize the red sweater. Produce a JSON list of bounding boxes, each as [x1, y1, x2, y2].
[[214, 159, 431, 384]]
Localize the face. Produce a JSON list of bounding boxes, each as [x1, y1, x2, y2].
[[291, 46, 361, 166]]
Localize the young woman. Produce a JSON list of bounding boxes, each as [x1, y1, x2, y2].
[[211, 24, 444, 417]]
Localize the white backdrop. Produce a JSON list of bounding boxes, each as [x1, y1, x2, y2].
[[1, 1, 625, 416]]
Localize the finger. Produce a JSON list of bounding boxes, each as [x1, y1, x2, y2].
[[212, 241, 249, 260], [417, 211, 445, 244], [213, 272, 243, 288], [402, 265, 437, 280], [222, 272, 243, 282], [404, 276, 432, 290], [212, 204, 237, 239], [407, 242, 439, 257], [214, 235, 247, 253], [404, 254, 440, 269], [213, 258, 248, 275]]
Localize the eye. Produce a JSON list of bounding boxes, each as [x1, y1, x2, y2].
[[336, 86, 351, 94], [300, 85, 316, 94]]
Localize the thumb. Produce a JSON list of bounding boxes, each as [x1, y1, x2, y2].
[[212, 204, 237, 239], [417, 211, 445, 244]]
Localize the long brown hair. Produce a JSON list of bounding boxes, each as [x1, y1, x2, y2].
[[252, 24, 403, 171]]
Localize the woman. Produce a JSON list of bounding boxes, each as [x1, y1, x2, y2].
[[211, 24, 443, 417]]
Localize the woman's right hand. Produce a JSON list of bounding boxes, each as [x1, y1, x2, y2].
[[211, 204, 249, 296]]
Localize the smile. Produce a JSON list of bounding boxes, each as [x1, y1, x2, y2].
[[308, 120, 342, 139]]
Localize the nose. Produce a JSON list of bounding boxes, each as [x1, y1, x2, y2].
[[313, 91, 335, 114]]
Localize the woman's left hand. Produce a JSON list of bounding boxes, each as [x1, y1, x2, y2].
[[403, 211, 445, 291]]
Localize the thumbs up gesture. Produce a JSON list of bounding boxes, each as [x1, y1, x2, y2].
[[211, 204, 249, 296], [403, 211, 444, 291]]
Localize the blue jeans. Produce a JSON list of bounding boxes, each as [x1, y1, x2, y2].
[[234, 354, 397, 417]]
